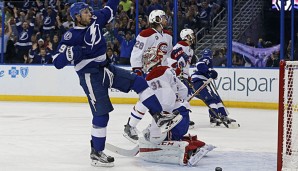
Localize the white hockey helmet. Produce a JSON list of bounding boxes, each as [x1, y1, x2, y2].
[[149, 10, 166, 24], [142, 47, 164, 72], [180, 29, 195, 43]]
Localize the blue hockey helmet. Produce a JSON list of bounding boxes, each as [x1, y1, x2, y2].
[[202, 48, 212, 58], [69, 2, 93, 21]]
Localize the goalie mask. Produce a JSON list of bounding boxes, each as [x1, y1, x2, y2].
[[142, 47, 164, 72], [180, 29, 195, 44]]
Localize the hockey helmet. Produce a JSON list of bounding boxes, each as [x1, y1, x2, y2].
[[142, 47, 164, 72], [70, 2, 93, 21], [149, 10, 166, 24], [180, 29, 195, 43], [202, 48, 212, 58]]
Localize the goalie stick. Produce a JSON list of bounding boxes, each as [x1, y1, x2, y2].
[[105, 143, 139, 157]]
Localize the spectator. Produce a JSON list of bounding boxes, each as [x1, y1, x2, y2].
[[36, 1, 58, 38], [14, 7, 35, 63], [197, 2, 211, 32], [29, 47, 52, 64], [245, 37, 255, 47], [119, 0, 133, 12], [266, 51, 280, 67], [294, 32, 298, 60], [51, 34, 60, 52], [62, 15, 75, 31], [213, 48, 227, 66], [107, 47, 119, 64], [0, 18, 12, 62], [114, 24, 136, 65], [146, 0, 163, 16], [256, 38, 265, 48], [232, 53, 244, 66]]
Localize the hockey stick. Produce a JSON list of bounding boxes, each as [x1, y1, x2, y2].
[[105, 143, 139, 157], [210, 81, 229, 115], [210, 81, 240, 128], [185, 78, 229, 128], [187, 78, 213, 102]]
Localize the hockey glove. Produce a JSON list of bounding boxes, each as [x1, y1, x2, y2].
[[171, 47, 189, 62], [132, 67, 144, 76], [66, 46, 84, 61], [208, 69, 218, 79]]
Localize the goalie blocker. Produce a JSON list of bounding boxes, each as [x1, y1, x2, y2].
[[138, 135, 215, 166]]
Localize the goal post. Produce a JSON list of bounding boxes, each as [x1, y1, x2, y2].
[[277, 60, 298, 171]]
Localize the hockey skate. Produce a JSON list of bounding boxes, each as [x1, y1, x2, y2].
[[90, 147, 114, 167], [220, 115, 240, 129], [153, 110, 182, 133], [209, 116, 222, 128], [123, 121, 139, 144]]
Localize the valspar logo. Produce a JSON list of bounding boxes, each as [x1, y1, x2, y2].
[[214, 71, 278, 96]]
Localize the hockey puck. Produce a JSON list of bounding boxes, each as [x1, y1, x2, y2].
[[215, 167, 222, 171]]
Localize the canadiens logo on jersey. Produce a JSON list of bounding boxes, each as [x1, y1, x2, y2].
[[85, 21, 101, 49], [157, 42, 168, 54]]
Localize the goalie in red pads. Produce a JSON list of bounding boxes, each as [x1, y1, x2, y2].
[[134, 47, 215, 166]]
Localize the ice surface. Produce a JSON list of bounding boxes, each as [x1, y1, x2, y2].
[[0, 102, 277, 171]]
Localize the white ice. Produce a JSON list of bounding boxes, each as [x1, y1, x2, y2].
[[0, 102, 277, 171]]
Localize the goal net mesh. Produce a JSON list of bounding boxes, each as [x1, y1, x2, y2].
[[281, 61, 298, 170]]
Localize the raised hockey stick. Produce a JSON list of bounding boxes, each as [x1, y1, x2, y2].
[[105, 143, 139, 157]]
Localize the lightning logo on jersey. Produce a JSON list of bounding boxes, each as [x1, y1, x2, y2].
[[85, 21, 101, 49]]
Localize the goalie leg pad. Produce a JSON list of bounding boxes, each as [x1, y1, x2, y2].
[[139, 137, 189, 166]]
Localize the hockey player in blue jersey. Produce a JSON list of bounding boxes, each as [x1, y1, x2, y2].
[[191, 49, 239, 128], [52, 1, 181, 167]]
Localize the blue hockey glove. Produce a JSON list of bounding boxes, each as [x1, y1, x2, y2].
[[208, 69, 218, 79]]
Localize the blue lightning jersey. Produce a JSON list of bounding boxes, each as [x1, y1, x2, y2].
[[191, 56, 214, 82], [52, 0, 119, 73]]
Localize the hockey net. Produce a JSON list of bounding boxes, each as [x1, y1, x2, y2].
[[277, 60, 298, 171]]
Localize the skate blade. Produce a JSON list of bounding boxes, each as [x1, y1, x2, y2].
[[123, 133, 138, 144], [91, 160, 114, 167], [228, 122, 240, 129], [188, 125, 195, 130], [160, 115, 182, 133]]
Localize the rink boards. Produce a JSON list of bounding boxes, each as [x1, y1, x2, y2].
[[0, 65, 278, 109]]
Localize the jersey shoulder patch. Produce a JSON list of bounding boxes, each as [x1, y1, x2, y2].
[[146, 66, 169, 81], [139, 28, 156, 37]]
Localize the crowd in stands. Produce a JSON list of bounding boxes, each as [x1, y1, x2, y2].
[[2, 0, 296, 67], [0, 0, 225, 65]]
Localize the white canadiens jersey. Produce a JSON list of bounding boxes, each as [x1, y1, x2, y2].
[[173, 41, 194, 79], [145, 66, 188, 113], [130, 28, 173, 68]]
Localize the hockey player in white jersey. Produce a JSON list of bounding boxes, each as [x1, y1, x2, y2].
[[123, 9, 174, 141], [130, 9, 173, 76], [170, 29, 196, 128], [136, 47, 215, 166]]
